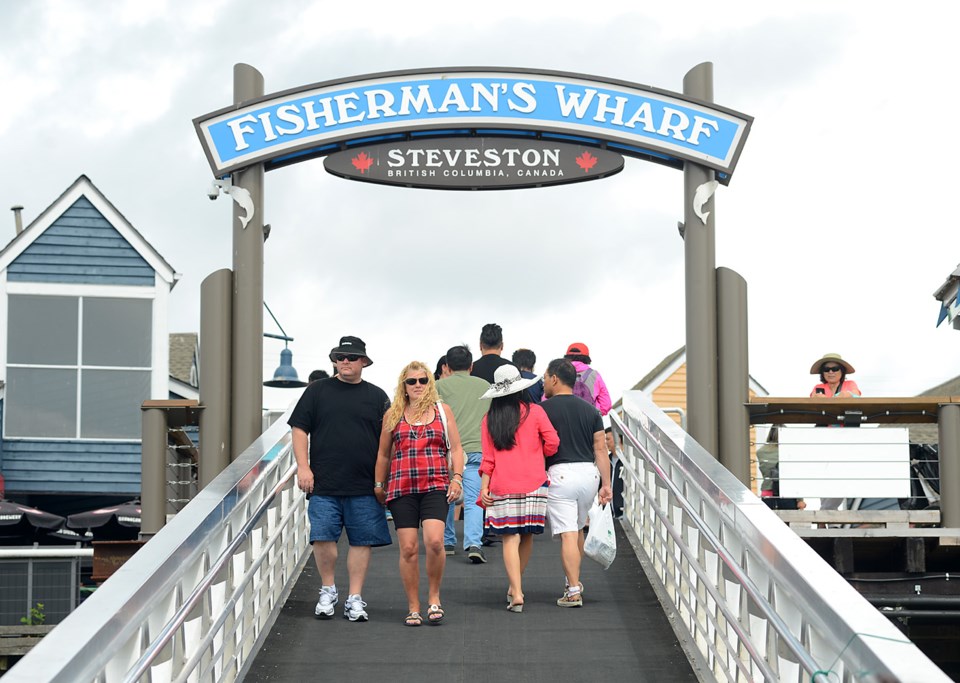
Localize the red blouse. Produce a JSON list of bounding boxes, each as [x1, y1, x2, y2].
[[386, 407, 449, 502], [480, 404, 559, 496]]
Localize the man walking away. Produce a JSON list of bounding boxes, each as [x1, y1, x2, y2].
[[604, 423, 624, 519], [541, 358, 612, 608], [564, 342, 612, 416], [470, 323, 516, 383], [512, 348, 544, 403], [437, 345, 492, 562], [289, 335, 392, 622]]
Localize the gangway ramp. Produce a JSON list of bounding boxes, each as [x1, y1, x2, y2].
[[247, 522, 695, 682], [5, 392, 952, 682]]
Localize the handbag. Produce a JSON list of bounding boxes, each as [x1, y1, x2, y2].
[[436, 401, 451, 454], [583, 496, 617, 570], [436, 402, 463, 504]]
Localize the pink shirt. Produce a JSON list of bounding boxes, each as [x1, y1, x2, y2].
[[809, 379, 861, 397], [570, 360, 612, 416], [480, 404, 559, 496]]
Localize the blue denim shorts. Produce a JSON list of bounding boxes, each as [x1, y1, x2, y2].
[[308, 495, 392, 547]]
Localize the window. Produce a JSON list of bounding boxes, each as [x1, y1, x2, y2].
[[5, 295, 152, 439]]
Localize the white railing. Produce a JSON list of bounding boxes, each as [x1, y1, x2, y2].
[[4, 409, 309, 683], [612, 391, 950, 683]]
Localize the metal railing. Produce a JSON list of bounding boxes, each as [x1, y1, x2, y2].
[[3, 408, 309, 683], [612, 390, 950, 683]]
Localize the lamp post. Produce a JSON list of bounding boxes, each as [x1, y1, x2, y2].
[[263, 302, 307, 389]]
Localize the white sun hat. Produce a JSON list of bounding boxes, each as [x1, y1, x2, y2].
[[479, 365, 540, 399]]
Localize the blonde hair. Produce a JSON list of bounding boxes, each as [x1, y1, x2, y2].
[[383, 361, 441, 431]]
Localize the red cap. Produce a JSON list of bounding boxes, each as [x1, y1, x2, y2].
[[566, 342, 590, 356]]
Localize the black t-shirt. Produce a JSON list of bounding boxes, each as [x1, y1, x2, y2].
[[541, 394, 603, 466], [470, 354, 516, 383], [288, 377, 390, 496]]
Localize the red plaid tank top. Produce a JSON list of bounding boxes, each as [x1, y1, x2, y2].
[[386, 407, 450, 502]]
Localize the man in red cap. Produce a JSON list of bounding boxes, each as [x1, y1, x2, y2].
[[564, 342, 611, 416]]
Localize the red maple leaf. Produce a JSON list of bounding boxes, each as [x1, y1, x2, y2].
[[575, 151, 598, 173], [351, 151, 374, 174]]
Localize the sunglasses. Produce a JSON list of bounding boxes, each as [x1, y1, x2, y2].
[[821, 366, 842, 373], [334, 354, 363, 363], [404, 377, 430, 386]]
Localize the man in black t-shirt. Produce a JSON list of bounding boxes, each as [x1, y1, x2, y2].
[[470, 322, 516, 383], [289, 335, 391, 622], [541, 358, 612, 609]]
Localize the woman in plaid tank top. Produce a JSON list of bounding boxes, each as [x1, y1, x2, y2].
[[375, 361, 465, 626]]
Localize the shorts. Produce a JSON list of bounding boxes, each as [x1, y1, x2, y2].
[[308, 495, 392, 547], [547, 462, 599, 536], [388, 490, 449, 529]]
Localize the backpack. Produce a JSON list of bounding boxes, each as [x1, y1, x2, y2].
[[573, 367, 597, 405]]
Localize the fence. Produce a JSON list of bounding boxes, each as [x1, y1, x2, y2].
[[0, 547, 91, 627], [612, 390, 950, 682]]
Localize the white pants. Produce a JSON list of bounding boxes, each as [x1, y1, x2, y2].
[[547, 462, 599, 535]]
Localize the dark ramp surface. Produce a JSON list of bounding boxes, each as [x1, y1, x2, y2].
[[247, 522, 696, 683]]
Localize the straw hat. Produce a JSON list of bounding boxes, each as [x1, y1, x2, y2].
[[479, 365, 540, 399], [809, 353, 855, 375]]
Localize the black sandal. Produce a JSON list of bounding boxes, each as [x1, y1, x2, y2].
[[427, 604, 444, 624], [404, 611, 422, 627]]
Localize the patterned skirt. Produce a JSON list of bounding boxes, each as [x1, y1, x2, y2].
[[484, 484, 549, 535]]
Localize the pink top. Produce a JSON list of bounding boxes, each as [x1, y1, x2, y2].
[[570, 360, 612, 416], [810, 379, 861, 397], [480, 404, 559, 496]]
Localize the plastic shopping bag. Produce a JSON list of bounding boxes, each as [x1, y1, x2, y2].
[[583, 496, 617, 570]]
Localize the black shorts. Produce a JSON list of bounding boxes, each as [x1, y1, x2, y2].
[[388, 490, 449, 529]]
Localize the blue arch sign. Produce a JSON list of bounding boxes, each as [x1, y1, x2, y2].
[[194, 67, 752, 184]]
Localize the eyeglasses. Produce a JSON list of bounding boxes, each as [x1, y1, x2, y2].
[[404, 377, 430, 386], [821, 366, 842, 373], [334, 354, 363, 363]]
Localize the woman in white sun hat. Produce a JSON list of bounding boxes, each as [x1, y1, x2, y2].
[[478, 365, 559, 613]]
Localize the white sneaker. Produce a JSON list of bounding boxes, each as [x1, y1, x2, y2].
[[343, 594, 368, 622], [315, 586, 337, 619]]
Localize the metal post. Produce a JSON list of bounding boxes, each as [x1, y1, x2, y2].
[[199, 269, 233, 485], [717, 267, 750, 486], [683, 62, 719, 457], [231, 63, 265, 459], [938, 404, 960, 528], [140, 406, 167, 538]]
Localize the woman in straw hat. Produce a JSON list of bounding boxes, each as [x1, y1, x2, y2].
[[478, 365, 560, 612], [809, 353, 861, 398], [374, 361, 465, 627], [808, 353, 861, 512]]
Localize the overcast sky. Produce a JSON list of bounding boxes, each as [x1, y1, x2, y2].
[[2, 1, 958, 411]]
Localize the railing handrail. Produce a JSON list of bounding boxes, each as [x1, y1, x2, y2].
[[616, 390, 951, 682], [748, 395, 958, 425], [122, 458, 298, 683], [0, 547, 94, 559], [611, 409, 819, 678], [3, 407, 298, 683]]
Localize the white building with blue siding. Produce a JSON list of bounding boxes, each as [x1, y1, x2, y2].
[[0, 175, 177, 508]]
